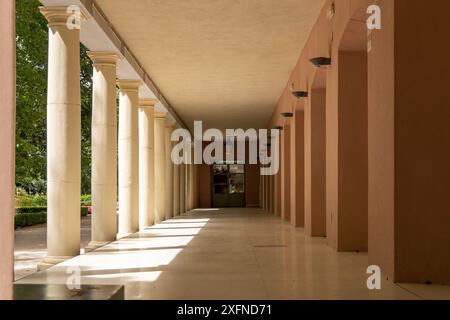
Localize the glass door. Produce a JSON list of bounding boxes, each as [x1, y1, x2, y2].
[[212, 163, 246, 207]]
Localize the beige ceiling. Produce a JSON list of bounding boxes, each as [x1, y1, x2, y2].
[[95, 0, 325, 130]]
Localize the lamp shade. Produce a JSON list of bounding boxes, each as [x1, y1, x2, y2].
[[291, 91, 309, 98], [310, 56, 332, 67], [281, 112, 294, 118]]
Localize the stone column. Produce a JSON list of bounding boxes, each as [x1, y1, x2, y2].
[[189, 146, 195, 210], [165, 120, 175, 220], [184, 164, 190, 212], [189, 163, 193, 211], [39, 7, 84, 268], [173, 150, 181, 217], [192, 164, 198, 209], [0, 0, 15, 299], [185, 164, 190, 211], [139, 98, 157, 230], [117, 80, 141, 238], [190, 162, 195, 209], [179, 163, 186, 214], [154, 112, 167, 223], [87, 52, 120, 249]]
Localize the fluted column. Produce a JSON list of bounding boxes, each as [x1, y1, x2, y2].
[[39, 7, 85, 268], [154, 112, 167, 223], [179, 162, 186, 214], [139, 98, 157, 230], [165, 120, 175, 220], [117, 80, 141, 238], [87, 52, 120, 249]]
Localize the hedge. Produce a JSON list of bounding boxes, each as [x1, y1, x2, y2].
[[15, 207, 89, 215], [15, 194, 93, 207], [15, 212, 47, 229], [15, 207, 89, 229], [81, 207, 89, 217], [15, 206, 47, 214]]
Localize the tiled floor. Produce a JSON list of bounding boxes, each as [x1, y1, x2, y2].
[[17, 208, 450, 300]]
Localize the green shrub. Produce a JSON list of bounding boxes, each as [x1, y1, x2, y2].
[[16, 194, 92, 208], [16, 206, 47, 214], [16, 195, 47, 207], [80, 194, 92, 206], [14, 212, 47, 229], [15, 207, 89, 228], [80, 207, 89, 217]]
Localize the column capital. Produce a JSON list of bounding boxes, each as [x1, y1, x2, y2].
[[139, 98, 158, 108], [165, 120, 176, 128], [39, 6, 88, 27], [117, 79, 142, 92], [154, 112, 168, 119], [88, 51, 121, 67]]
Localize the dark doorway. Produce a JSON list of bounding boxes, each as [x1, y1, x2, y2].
[[211, 163, 245, 207]]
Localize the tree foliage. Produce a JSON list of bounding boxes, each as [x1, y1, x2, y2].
[[16, 0, 93, 195]]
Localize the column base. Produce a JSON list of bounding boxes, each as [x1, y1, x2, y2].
[[85, 241, 112, 253], [37, 255, 75, 271], [116, 232, 133, 240]]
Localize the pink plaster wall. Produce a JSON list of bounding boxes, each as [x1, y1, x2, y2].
[[0, 0, 16, 300]]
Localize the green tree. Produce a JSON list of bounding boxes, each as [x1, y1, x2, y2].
[[16, 0, 93, 195]]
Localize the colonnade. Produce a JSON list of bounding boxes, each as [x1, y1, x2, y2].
[[38, 6, 197, 268]]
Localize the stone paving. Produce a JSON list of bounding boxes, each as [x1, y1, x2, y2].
[[14, 215, 92, 281]]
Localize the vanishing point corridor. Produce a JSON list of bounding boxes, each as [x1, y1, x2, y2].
[[2, 0, 449, 303]]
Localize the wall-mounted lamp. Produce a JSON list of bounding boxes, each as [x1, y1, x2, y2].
[[281, 112, 294, 118], [291, 91, 309, 98], [310, 57, 332, 67]]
